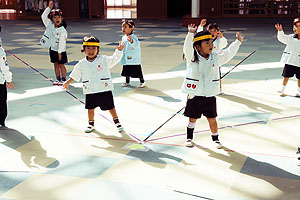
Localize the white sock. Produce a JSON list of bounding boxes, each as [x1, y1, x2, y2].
[[187, 121, 196, 129], [211, 132, 218, 136], [281, 85, 286, 92], [298, 87, 300, 93]]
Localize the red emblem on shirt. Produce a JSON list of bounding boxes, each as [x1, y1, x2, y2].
[[192, 84, 196, 89], [187, 83, 191, 88], [97, 65, 101, 71]]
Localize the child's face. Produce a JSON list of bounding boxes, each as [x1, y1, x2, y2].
[[84, 46, 98, 60], [196, 39, 214, 56], [122, 23, 134, 35], [53, 15, 63, 27], [208, 28, 218, 39], [293, 24, 300, 35]]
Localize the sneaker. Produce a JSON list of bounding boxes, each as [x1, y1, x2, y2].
[[121, 83, 130, 87], [213, 140, 223, 149], [212, 135, 222, 149], [139, 82, 146, 88], [296, 147, 300, 166], [296, 93, 300, 98], [53, 80, 60, 85], [85, 125, 94, 133], [185, 139, 193, 147], [277, 89, 285, 96], [0, 124, 7, 129], [117, 126, 124, 132], [57, 80, 64, 86]]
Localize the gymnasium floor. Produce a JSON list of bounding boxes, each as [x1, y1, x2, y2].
[[0, 17, 300, 200]]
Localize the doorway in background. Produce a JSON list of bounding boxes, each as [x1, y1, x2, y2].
[[105, 0, 137, 19]]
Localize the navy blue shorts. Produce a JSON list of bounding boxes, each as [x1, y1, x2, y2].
[[49, 49, 68, 64], [184, 96, 217, 119], [282, 64, 300, 79], [85, 91, 115, 110]]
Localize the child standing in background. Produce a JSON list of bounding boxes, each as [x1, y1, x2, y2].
[[0, 25, 14, 128], [275, 18, 300, 97], [120, 19, 146, 88], [41, 1, 68, 85], [197, 19, 228, 53], [182, 24, 243, 148], [63, 36, 125, 133]]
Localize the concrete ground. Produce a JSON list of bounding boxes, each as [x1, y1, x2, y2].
[[0, 17, 300, 200]]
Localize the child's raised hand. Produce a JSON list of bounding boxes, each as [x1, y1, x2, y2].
[[236, 32, 244, 42], [188, 24, 197, 33], [6, 82, 14, 89], [127, 35, 133, 43], [275, 23, 283, 31], [216, 31, 223, 38], [48, 1, 54, 9], [200, 19, 207, 27], [116, 41, 126, 51]]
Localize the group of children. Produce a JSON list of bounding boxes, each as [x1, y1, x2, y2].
[[0, 0, 299, 165]]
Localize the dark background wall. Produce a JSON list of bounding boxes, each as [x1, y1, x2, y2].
[[199, 0, 222, 17], [168, 0, 191, 18], [60, 0, 80, 19], [137, 0, 168, 18]]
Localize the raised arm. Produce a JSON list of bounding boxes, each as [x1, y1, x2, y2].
[[184, 24, 197, 66], [41, 7, 51, 27], [275, 23, 289, 45], [41, 1, 53, 27], [218, 32, 243, 66], [217, 32, 228, 50], [106, 42, 125, 68], [196, 19, 206, 33]]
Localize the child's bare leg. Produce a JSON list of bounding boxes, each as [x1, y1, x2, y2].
[[88, 109, 95, 121], [279, 77, 289, 94], [109, 107, 118, 119], [59, 64, 67, 81], [207, 117, 218, 133], [283, 77, 289, 86], [109, 107, 124, 132], [54, 62, 61, 80], [207, 117, 222, 148], [85, 109, 95, 133]]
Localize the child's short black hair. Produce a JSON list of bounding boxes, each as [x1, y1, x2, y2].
[[48, 9, 67, 28], [192, 31, 212, 62], [207, 22, 220, 31], [122, 19, 135, 28], [81, 36, 100, 53]]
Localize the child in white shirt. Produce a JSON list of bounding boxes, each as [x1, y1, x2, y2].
[[41, 1, 68, 85], [275, 18, 300, 97], [63, 36, 126, 133], [0, 26, 14, 127], [182, 24, 243, 148]]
